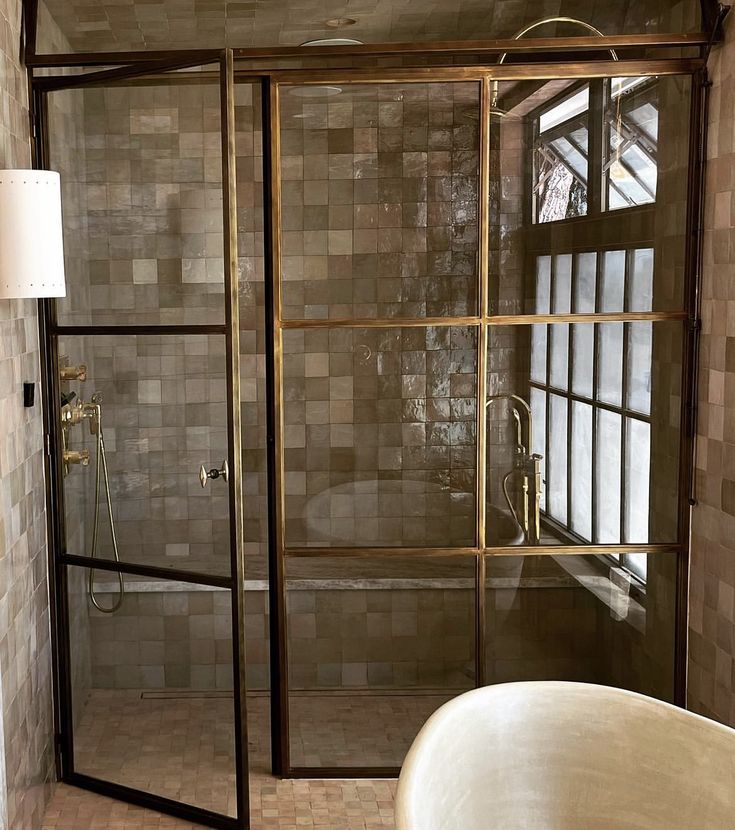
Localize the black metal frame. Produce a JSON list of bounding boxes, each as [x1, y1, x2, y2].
[[25, 0, 722, 820], [33, 55, 252, 830]]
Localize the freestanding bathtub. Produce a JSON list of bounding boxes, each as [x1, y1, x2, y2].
[[395, 681, 735, 829]]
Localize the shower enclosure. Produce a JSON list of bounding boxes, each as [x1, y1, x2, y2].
[[26, 5, 714, 827]]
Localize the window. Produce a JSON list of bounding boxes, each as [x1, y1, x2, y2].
[[529, 250, 654, 582], [533, 78, 659, 223], [605, 77, 659, 210], [534, 86, 589, 223]]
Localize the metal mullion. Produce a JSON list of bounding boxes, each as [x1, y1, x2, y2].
[[566, 256, 576, 531], [485, 311, 687, 324], [26, 34, 711, 69], [620, 250, 632, 553], [591, 252, 602, 542], [51, 324, 228, 336], [483, 543, 681, 556], [263, 77, 289, 775], [284, 547, 480, 558], [61, 553, 234, 589], [475, 77, 491, 690], [270, 60, 702, 86], [530, 379, 652, 424], [220, 50, 250, 827], [280, 316, 481, 329]]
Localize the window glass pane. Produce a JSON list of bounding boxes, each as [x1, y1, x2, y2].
[[571, 323, 594, 398], [574, 252, 596, 312], [530, 387, 546, 513], [484, 553, 676, 701], [550, 324, 569, 390], [535, 86, 589, 225], [623, 553, 648, 581], [535, 256, 552, 313], [287, 555, 475, 768], [67, 565, 237, 816], [539, 87, 590, 133], [625, 418, 651, 544], [553, 255, 572, 313], [571, 402, 593, 540], [530, 324, 547, 383], [598, 322, 624, 406], [278, 81, 480, 320], [282, 326, 477, 547], [629, 248, 654, 311], [548, 394, 568, 525], [606, 77, 658, 211], [595, 410, 621, 543], [600, 250, 626, 312], [627, 321, 653, 414]]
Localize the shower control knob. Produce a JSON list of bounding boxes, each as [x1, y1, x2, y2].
[[199, 459, 229, 488]]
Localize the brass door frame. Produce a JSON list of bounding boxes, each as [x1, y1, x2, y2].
[[265, 63, 704, 777]]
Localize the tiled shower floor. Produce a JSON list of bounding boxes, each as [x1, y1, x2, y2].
[[41, 689, 452, 828]]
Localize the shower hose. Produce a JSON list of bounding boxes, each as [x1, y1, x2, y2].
[[87, 400, 124, 613]]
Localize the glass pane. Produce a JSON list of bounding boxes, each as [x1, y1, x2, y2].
[[549, 324, 569, 389], [484, 553, 676, 701], [68, 565, 237, 816], [48, 72, 225, 326], [598, 322, 624, 406], [595, 410, 622, 543], [487, 75, 690, 316], [278, 82, 480, 320], [606, 77, 659, 210], [571, 323, 594, 397], [286, 555, 475, 767], [600, 250, 626, 312], [282, 326, 477, 547], [625, 418, 651, 544], [548, 394, 568, 525], [535, 85, 589, 224], [627, 321, 653, 414], [530, 324, 547, 383], [37, 4, 705, 56], [553, 254, 572, 313], [59, 334, 231, 578], [575, 252, 596, 312], [530, 388, 546, 514], [535, 256, 551, 313], [492, 324, 681, 547], [571, 402, 593, 540]]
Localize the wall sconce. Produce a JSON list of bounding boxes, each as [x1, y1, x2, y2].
[[0, 169, 66, 299]]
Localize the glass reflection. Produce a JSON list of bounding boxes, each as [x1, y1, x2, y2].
[[487, 323, 682, 549]]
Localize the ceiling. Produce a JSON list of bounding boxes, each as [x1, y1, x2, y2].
[[39, 0, 698, 55]]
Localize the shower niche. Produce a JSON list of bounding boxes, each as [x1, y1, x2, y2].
[[36, 44, 697, 829]]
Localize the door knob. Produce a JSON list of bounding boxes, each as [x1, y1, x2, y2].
[[199, 459, 229, 488]]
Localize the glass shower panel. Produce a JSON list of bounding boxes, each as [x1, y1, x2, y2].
[[281, 325, 477, 548], [47, 72, 225, 326], [488, 323, 681, 548], [277, 81, 481, 320], [484, 553, 676, 702], [487, 75, 691, 316], [58, 334, 232, 578], [67, 565, 237, 816], [285, 554, 475, 768]]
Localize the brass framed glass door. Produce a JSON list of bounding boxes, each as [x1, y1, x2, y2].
[[38, 53, 249, 830], [265, 65, 698, 776]]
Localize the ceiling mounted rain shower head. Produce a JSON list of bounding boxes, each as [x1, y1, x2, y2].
[[489, 17, 618, 121], [289, 37, 366, 104]]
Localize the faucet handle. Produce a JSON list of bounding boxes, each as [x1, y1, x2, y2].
[[199, 460, 229, 488], [60, 363, 87, 382]]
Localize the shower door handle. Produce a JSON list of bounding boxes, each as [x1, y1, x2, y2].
[[199, 459, 229, 488]]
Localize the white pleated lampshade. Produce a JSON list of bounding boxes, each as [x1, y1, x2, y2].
[[0, 169, 66, 299]]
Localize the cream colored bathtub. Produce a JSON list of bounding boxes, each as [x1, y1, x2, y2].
[[396, 681, 735, 829]]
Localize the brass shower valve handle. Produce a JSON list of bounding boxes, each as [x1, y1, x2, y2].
[[64, 449, 90, 466], [199, 460, 229, 487], [60, 363, 87, 382]]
